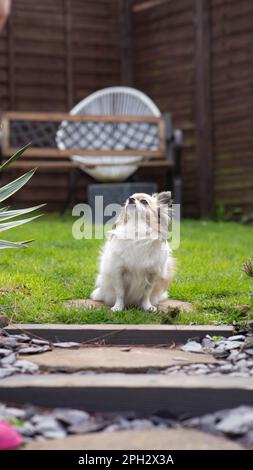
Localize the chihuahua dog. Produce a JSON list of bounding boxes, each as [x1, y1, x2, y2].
[[91, 191, 175, 312]]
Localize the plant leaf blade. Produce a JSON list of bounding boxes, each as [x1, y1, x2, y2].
[[0, 204, 46, 222], [0, 143, 32, 172], [0, 240, 28, 249], [0, 169, 36, 203], [0, 214, 42, 233]]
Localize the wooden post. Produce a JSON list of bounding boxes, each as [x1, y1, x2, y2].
[[194, 0, 213, 217], [65, 0, 73, 109], [7, 10, 15, 109], [119, 0, 133, 86]]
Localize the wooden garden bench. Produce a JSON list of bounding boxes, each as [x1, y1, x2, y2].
[[0, 111, 182, 208]]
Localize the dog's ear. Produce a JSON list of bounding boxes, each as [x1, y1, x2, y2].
[[154, 191, 172, 206]]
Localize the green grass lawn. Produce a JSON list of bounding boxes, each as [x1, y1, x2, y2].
[[0, 214, 252, 325]]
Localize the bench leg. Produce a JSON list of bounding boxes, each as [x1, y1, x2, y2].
[[173, 175, 182, 207], [166, 168, 173, 193], [61, 167, 80, 215]]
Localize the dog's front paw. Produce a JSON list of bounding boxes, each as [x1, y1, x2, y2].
[[142, 302, 157, 313], [111, 304, 124, 312], [147, 305, 157, 313]]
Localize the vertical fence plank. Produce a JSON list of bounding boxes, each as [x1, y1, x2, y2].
[[7, 11, 15, 109], [119, 0, 133, 85], [65, 0, 73, 109], [194, 0, 213, 217]]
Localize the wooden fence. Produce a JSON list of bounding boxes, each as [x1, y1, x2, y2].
[[0, 0, 252, 216], [132, 0, 253, 217], [0, 0, 121, 210]]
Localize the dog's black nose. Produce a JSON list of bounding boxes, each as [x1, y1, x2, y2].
[[128, 197, 135, 205]]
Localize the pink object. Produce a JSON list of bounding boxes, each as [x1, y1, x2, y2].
[[0, 421, 23, 450]]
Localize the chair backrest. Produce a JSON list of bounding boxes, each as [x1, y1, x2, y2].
[[57, 86, 162, 182], [71, 86, 160, 117]]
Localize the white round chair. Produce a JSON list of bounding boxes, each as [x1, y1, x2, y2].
[[56, 86, 161, 182]]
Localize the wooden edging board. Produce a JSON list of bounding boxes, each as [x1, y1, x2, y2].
[[0, 374, 252, 417], [4, 324, 234, 345]]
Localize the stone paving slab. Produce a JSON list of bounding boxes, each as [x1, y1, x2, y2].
[[5, 324, 234, 345], [1, 374, 253, 416], [19, 347, 216, 372], [24, 428, 244, 450], [64, 298, 193, 313]]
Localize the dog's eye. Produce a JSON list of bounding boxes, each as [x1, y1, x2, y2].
[[140, 199, 148, 206]]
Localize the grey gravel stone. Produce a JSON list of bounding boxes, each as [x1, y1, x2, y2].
[[19, 345, 51, 355], [0, 404, 6, 419], [191, 369, 209, 375], [243, 337, 253, 349], [104, 424, 126, 433], [213, 350, 229, 359], [150, 416, 176, 428], [68, 421, 106, 434], [4, 407, 26, 419], [0, 367, 16, 378], [166, 369, 183, 376], [181, 341, 203, 353], [213, 342, 226, 349], [218, 364, 234, 372], [42, 429, 66, 439], [244, 430, 253, 447], [188, 363, 209, 370], [245, 360, 253, 367], [12, 334, 30, 342], [19, 421, 37, 437], [227, 350, 240, 361], [202, 338, 215, 349], [216, 407, 253, 435], [1, 352, 16, 365], [31, 339, 50, 346], [236, 359, 248, 368], [198, 414, 219, 434], [31, 415, 58, 426], [0, 337, 17, 348], [223, 341, 243, 351], [14, 360, 39, 373], [229, 371, 249, 377], [188, 336, 201, 343], [0, 348, 12, 357], [54, 408, 90, 426], [164, 366, 181, 373], [53, 342, 80, 349], [182, 416, 200, 428], [129, 419, 155, 431], [227, 335, 246, 342], [236, 353, 247, 360], [31, 416, 65, 437]]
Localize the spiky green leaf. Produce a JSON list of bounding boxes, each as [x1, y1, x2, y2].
[[0, 204, 45, 222], [0, 214, 42, 233], [0, 240, 28, 249], [0, 206, 9, 213], [0, 169, 36, 203], [0, 142, 32, 171]]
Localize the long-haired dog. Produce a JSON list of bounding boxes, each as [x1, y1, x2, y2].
[[91, 191, 175, 312]]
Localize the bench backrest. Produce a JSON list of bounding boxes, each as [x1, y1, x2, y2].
[[1, 112, 167, 161]]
